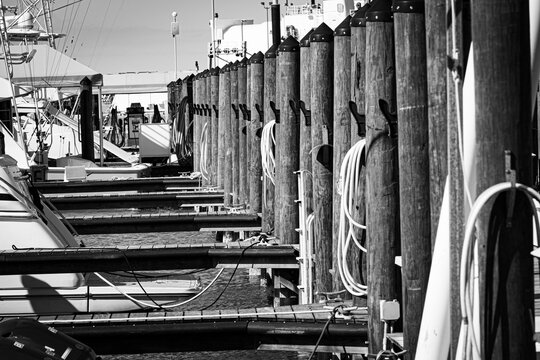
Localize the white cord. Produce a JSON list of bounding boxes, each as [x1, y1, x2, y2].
[[93, 269, 225, 310], [261, 120, 276, 185], [199, 121, 209, 181], [456, 182, 540, 360], [337, 139, 368, 297]]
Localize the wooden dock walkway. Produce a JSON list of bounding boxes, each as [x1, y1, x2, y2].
[[4, 302, 368, 355], [45, 191, 224, 210], [60, 210, 261, 234], [33, 177, 203, 194], [0, 242, 297, 274]]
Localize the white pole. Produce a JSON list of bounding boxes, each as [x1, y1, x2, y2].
[[211, 0, 216, 68], [172, 12, 179, 79]]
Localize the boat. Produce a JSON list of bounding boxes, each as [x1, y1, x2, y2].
[[0, 151, 201, 315]]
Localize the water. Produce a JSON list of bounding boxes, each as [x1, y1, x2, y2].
[[79, 230, 300, 360]]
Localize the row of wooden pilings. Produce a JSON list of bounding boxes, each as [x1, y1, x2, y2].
[[166, 0, 535, 358]]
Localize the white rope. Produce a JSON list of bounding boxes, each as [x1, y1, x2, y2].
[[261, 120, 276, 184], [199, 121, 209, 181], [93, 269, 225, 310], [337, 139, 368, 297], [456, 183, 540, 360]]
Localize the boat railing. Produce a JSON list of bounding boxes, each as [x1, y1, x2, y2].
[[284, 4, 323, 16]]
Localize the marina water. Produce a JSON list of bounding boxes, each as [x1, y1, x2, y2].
[[80, 229, 300, 360]]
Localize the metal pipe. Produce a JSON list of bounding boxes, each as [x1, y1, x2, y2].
[[271, 3, 281, 45]]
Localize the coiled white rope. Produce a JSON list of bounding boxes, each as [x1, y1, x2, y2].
[[337, 139, 368, 297], [199, 121, 209, 181], [261, 120, 276, 185], [456, 183, 540, 360]]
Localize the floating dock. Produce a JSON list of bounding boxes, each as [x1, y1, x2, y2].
[[4, 302, 368, 355], [60, 211, 261, 234]]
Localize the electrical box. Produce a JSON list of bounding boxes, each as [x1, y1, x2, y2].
[[126, 103, 144, 147]]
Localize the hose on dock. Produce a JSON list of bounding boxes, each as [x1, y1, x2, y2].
[[261, 120, 276, 185]]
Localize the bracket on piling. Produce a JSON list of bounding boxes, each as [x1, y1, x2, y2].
[[204, 104, 211, 117], [378, 99, 398, 138], [289, 100, 300, 125], [212, 104, 219, 119], [349, 101, 366, 137], [269, 101, 280, 123], [255, 103, 264, 123], [299, 100, 311, 126], [241, 126, 248, 135], [316, 144, 333, 173], [239, 104, 251, 121], [231, 104, 240, 120]]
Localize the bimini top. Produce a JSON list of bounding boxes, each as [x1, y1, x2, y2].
[[0, 45, 103, 88]]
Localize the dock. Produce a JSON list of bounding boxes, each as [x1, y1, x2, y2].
[[0, 242, 298, 273], [60, 210, 261, 234], [33, 177, 202, 194], [5, 302, 368, 355], [45, 191, 224, 210]]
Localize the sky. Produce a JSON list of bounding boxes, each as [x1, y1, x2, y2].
[[20, 0, 268, 74]]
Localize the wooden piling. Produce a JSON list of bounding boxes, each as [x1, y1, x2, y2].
[[246, 60, 252, 206], [299, 30, 314, 217], [218, 65, 231, 199], [310, 23, 334, 296], [238, 58, 248, 204], [202, 70, 210, 185], [473, 0, 534, 358], [230, 61, 240, 204], [332, 15, 352, 292], [193, 73, 200, 173], [425, 0, 447, 250], [79, 77, 94, 162], [263, 45, 278, 234], [205, 70, 213, 185], [365, 0, 399, 353], [277, 36, 300, 244], [249, 52, 264, 214], [210, 67, 220, 186], [393, 1, 430, 357]]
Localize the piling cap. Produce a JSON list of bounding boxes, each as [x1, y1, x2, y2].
[[310, 22, 333, 43], [187, 74, 195, 82], [265, 43, 279, 59], [167, 81, 175, 88], [202, 69, 209, 77], [250, 51, 264, 64], [220, 63, 231, 73], [175, 77, 182, 85], [366, 0, 393, 22], [350, 3, 371, 27], [392, 0, 424, 13], [231, 60, 239, 71], [300, 29, 314, 47], [278, 36, 300, 53], [239, 57, 249, 67], [210, 66, 220, 76], [334, 15, 352, 36]]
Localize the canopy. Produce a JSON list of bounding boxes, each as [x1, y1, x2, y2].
[[0, 45, 102, 88], [101, 71, 192, 95]]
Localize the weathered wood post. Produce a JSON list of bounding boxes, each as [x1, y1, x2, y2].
[[201, 70, 210, 185], [218, 65, 231, 201], [393, 1, 430, 357], [193, 73, 200, 174], [230, 61, 240, 204], [474, 0, 534, 358], [277, 36, 300, 244], [238, 58, 248, 205], [246, 59, 252, 207], [205, 70, 212, 185], [310, 23, 334, 296], [210, 67, 220, 186], [263, 44, 278, 234], [365, 0, 399, 353], [249, 52, 264, 214], [299, 30, 314, 217], [79, 77, 94, 162], [332, 15, 352, 292]]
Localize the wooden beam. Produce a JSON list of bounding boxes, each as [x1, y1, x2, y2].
[[249, 52, 265, 214], [263, 45, 277, 234]]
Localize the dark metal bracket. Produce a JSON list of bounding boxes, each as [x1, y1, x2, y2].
[[231, 104, 240, 120], [204, 104, 211, 117], [255, 103, 264, 123], [378, 99, 398, 138], [299, 100, 311, 126], [289, 100, 300, 125], [349, 101, 366, 137], [212, 104, 219, 119], [316, 144, 333, 173], [269, 101, 280, 123], [242, 126, 248, 135], [239, 104, 251, 121]]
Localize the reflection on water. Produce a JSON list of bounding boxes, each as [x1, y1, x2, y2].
[[80, 231, 298, 360]]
